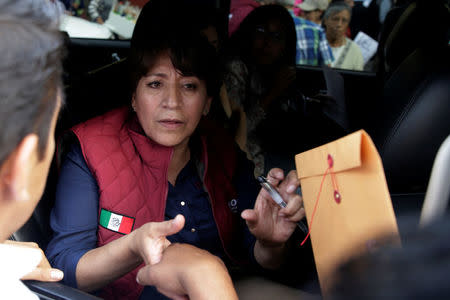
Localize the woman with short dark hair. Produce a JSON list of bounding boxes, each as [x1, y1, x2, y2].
[[46, 1, 305, 299]]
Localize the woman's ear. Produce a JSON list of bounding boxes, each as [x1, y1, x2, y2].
[[0, 134, 38, 203], [203, 97, 212, 116]]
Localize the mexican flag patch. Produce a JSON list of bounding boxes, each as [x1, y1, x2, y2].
[[99, 209, 135, 234]]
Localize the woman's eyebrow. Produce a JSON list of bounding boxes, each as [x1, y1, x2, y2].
[[146, 72, 167, 78]]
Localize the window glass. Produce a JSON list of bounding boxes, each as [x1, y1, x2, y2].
[[58, 0, 143, 39], [285, 0, 385, 72]]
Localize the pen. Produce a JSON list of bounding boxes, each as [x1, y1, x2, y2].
[[257, 175, 308, 235]]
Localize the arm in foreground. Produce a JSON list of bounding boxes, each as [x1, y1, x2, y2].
[[76, 215, 185, 292], [136, 243, 238, 300]]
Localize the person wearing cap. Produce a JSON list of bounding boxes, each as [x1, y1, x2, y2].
[[298, 0, 330, 26], [279, 0, 334, 66], [229, 0, 261, 37]]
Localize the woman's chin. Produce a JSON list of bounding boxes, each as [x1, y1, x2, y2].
[[152, 136, 189, 149]]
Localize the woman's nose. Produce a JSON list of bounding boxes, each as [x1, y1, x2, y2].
[[163, 84, 182, 108]]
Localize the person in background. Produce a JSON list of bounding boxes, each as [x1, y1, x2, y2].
[[196, 8, 248, 152], [46, 1, 305, 299], [0, 0, 65, 298], [224, 4, 298, 176], [323, 2, 364, 70], [297, 0, 329, 26], [88, 0, 113, 24], [60, 0, 87, 18], [282, 0, 334, 66]]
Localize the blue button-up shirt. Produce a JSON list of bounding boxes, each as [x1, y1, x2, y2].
[[46, 143, 259, 299]]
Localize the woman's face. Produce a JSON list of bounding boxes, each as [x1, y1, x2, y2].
[[132, 54, 211, 150], [324, 10, 351, 39], [251, 18, 287, 66]]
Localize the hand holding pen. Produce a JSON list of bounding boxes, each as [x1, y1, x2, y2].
[[257, 175, 308, 235], [241, 169, 306, 246]]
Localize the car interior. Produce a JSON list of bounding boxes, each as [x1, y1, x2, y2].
[[10, 0, 450, 299]]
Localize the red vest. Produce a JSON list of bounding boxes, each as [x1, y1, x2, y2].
[[72, 107, 248, 300]]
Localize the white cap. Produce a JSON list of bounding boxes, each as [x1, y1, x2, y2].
[[298, 0, 329, 11]]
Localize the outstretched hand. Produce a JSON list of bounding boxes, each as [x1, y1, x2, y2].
[[136, 243, 238, 300], [4, 240, 64, 282], [241, 168, 305, 247], [129, 214, 185, 265]]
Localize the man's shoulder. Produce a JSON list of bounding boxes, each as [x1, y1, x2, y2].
[[293, 17, 324, 32]]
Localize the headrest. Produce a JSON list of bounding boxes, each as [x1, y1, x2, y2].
[[374, 47, 450, 193], [383, 0, 449, 73]]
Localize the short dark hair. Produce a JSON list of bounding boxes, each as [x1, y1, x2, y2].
[[227, 4, 298, 66], [323, 2, 352, 21], [129, 0, 220, 99], [0, 0, 64, 165]]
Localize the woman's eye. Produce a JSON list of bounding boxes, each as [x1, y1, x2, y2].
[[147, 81, 161, 88], [183, 83, 197, 90]]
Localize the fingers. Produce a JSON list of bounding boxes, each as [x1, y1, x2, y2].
[[266, 169, 299, 196], [137, 266, 188, 300], [280, 195, 305, 222], [266, 168, 285, 186], [136, 265, 156, 287], [280, 170, 300, 194], [36, 249, 52, 269], [267, 170, 304, 222], [21, 267, 64, 282], [3, 241, 63, 281]]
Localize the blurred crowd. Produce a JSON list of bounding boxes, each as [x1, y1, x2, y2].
[[58, 0, 142, 23]]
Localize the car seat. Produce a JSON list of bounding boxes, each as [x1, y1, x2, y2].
[[366, 0, 450, 209]]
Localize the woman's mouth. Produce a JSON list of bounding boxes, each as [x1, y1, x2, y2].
[[158, 119, 184, 129]]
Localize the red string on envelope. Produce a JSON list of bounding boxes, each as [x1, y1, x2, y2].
[[301, 154, 341, 246]]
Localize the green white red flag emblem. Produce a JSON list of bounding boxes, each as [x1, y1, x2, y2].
[[99, 209, 135, 234]]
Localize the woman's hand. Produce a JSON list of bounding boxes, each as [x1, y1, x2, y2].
[[129, 214, 185, 265], [75, 215, 185, 292], [242, 168, 304, 245], [136, 243, 238, 300], [3, 240, 64, 282], [241, 168, 305, 268]]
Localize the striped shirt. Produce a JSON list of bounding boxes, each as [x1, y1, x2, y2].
[[291, 14, 334, 66]]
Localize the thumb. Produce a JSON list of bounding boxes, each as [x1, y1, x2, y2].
[[241, 209, 258, 229], [143, 215, 185, 265], [153, 214, 185, 237]]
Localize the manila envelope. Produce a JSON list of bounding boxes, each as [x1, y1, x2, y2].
[[295, 130, 400, 296]]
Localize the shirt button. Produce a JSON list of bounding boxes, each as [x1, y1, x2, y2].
[[191, 228, 196, 233], [180, 201, 185, 206]]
